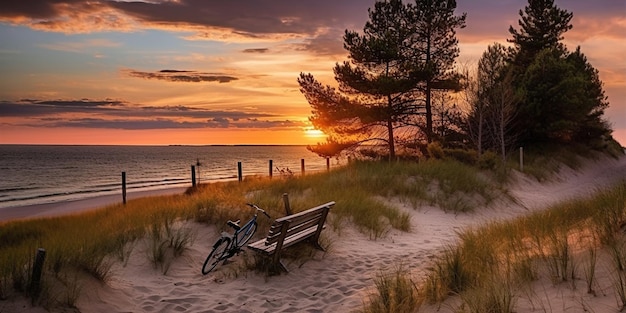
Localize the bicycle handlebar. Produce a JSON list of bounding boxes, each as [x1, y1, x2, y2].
[[246, 203, 271, 219]]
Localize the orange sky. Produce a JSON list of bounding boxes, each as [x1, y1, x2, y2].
[[0, 0, 624, 146]]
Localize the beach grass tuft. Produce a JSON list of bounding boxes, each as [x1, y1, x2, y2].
[[359, 264, 421, 313]]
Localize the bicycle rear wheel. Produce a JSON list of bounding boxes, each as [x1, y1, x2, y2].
[[236, 222, 257, 248], [202, 237, 231, 275]]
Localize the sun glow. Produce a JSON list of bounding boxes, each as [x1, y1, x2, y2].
[[304, 128, 326, 139]]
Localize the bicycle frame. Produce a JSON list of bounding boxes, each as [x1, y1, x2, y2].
[[219, 214, 257, 255], [232, 217, 257, 247], [202, 203, 271, 274]]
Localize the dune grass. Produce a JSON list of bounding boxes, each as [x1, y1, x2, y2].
[[415, 181, 626, 312], [1, 151, 603, 310], [360, 264, 422, 313], [2, 158, 499, 307], [360, 180, 625, 313]]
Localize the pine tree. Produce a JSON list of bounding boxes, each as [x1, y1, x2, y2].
[[409, 0, 466, 143], [508, 0, 572, 68], [298, 0, 465, 158], [507, 0, 611, 147]]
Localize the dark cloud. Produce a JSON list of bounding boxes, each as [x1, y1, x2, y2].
[[0, 99, 125, 116], [1, 0, 619, 58], [297, 30, 346, 56], [0, 100, 271, 120], [242, 48, 269, 54], [0, 99, 305, 130], [126, 69, 238, 83], [21, 116, 306, 130], [46, 118, 209, 130], [0, 0, 67, 19], [105, 0, 367, 35], [0, 0, 369, 39]]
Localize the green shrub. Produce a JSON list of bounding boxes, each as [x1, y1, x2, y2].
[[427, 142, 445, 159], [478, 150, 498, 170], [444, 148, 477, 165]]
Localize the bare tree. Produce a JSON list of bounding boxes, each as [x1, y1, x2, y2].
[[463, 44, 519, 161], [487, 72, 519, 163]]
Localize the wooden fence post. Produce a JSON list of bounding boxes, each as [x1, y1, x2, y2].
[[30, 248, 46, 299], [519, 147, 524, 172], [269, 160, 273, 178], [301, 159, 305, 175], [191, 165, 196, 187], [326, 158, 330, 171], [282, 193, 292, 215], [238, 162, 243, 182], [121, 172, 127, 205]]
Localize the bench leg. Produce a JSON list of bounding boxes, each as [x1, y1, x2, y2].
[[271, 251, 288, 274], [307, 238, 325, 252], [277, 260, 288, 273]]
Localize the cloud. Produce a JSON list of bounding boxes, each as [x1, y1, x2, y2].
[[0, 99, 125, 116], [0, 2, 137, 34], [0, 0, 365, 35], [125, 69, 238, 83], [0, 98, 307, 130], [296, 28, 346, 57], [1, 0, 619, 61], [243, 48, 269, 54]]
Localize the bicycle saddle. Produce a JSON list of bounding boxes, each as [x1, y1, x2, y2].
[[227, 220, 241, 231]]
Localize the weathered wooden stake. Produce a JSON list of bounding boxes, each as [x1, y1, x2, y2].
[[122, 171, 127, 205], [237, 162, 243, 182], [326, 158, 330, 171], [519, 147, 524, 172], [191, 165, 196, 187], [30, 248, 46, 299], [301, 159, 305, 175], [282, 193, 292, 215], [269, 160, 273, 178]]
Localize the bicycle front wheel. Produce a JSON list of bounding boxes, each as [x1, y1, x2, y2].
[[202, 237, 231, 275], [236, 222, 257, 248]]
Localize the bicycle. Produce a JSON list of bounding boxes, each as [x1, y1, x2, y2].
[[201, 203, 271, 275]]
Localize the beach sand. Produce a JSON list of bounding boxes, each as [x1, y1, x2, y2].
[[2, 155, 626, 313]]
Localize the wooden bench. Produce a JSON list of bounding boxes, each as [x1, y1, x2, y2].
[[247, 201, 335, 273]]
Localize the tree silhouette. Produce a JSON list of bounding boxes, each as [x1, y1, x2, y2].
[[508, 0, 611, 146], [299, 0, 424, 159], [508, 0, 572, 68], [298, 0, 465, 158], [410, 0, 466, 143]]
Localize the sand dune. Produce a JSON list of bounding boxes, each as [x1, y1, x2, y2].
[[4, 154, 626, 313]]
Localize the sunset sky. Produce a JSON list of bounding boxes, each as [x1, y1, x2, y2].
[[0, 0, 624, 146]]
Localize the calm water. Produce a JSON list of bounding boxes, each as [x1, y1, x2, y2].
[[0, 145, 336, 209]]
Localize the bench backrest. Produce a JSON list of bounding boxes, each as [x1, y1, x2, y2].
[[264, 201, 335, 246]]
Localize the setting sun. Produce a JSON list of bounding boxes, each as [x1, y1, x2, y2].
[[304, 128, 326, 139]]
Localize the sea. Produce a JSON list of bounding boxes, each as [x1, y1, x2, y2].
[[0, 145, 338, 209]]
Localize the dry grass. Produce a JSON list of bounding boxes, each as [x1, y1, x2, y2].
[[1, 153, 616, 311], [419, 181, 626, 312]]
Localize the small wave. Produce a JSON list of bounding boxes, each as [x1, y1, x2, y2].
[[0, 186, 39, 193]]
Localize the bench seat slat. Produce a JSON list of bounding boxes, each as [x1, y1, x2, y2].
[[273, 202, 334, 223], [248, 226, 318, 254], [264, 216, 324, 244], [281, 211, 323, 226]]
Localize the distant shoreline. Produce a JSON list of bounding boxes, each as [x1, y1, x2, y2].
[[0, 144, 309, 147], [0, 186, 188, 222]]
